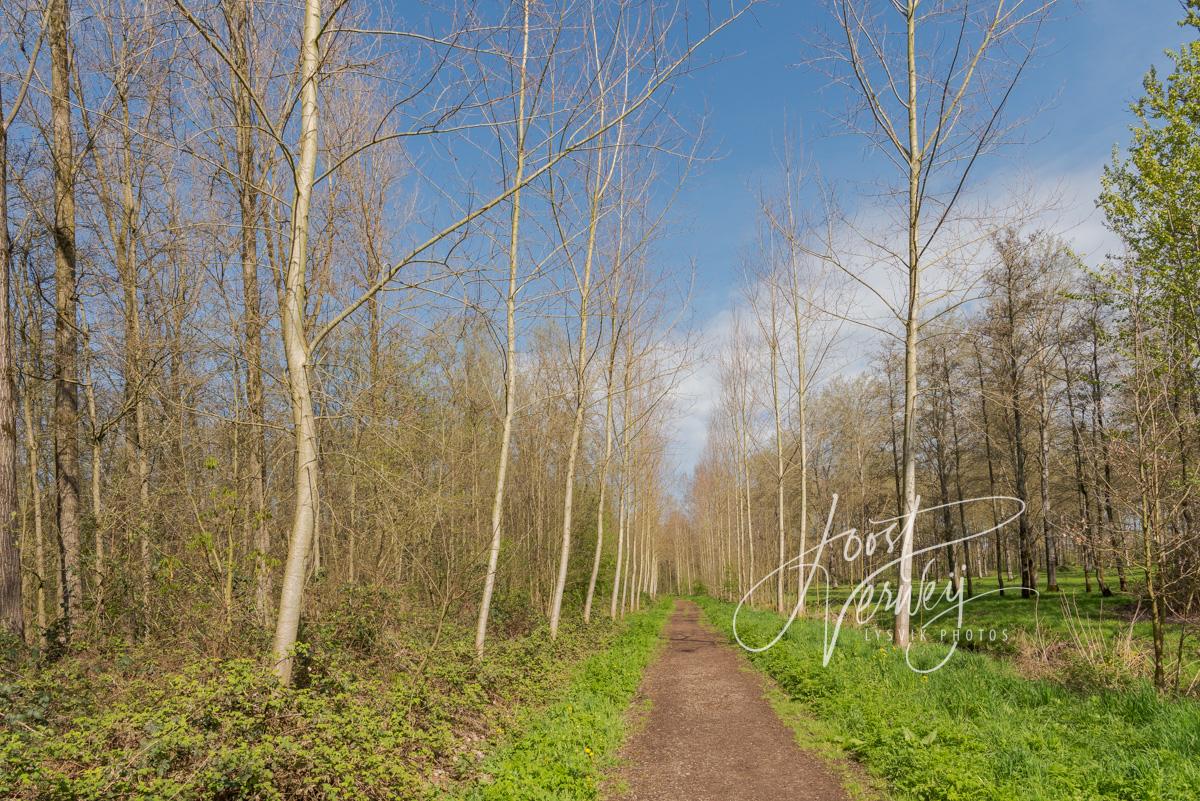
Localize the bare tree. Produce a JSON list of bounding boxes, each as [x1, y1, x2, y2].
[[825, 0, 1053, 646], [475, 0, 531, 655], [49, 0, 83, 633], [0, 0, 47, 639]]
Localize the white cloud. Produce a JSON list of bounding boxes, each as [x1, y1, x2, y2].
[[662, 306, 733, 481], [662, 160, 1122, 480]]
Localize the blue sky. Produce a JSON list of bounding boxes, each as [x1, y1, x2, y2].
[[657, 0, 1194, 475], [661, 0, 1193, 321]]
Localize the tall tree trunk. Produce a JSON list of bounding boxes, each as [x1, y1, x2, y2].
[[116, 168, 152, 628], [609, 474, 626, 619], [783, 182, 809, 613], [1002, 259, 1035, 597], [1010, 365, 1034, 596], [549, 132, 605, 637], [583, 306, 620, 623], [933, 365, 956, 590], [1130, 301, 1166, 689], [82, 333, 102, 596], [0, 96, 20, 639], [223, 0, 270, 628], [474, 0, 529, 655], [894, 0, 922, 649], [1090, 307, 1127, 592], [270, 0, 322, 684], [50, 0, 82, 633], [767, 283, 787, 614], [609, 356, 632, 619]]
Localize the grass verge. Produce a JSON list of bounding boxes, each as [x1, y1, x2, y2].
[[454, 599, 671, 801], [696, 596, 1200, 801]]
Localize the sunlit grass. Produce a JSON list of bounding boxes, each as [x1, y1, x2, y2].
[[773, 565, 1199, 684], [700, 596, 1200, 801]]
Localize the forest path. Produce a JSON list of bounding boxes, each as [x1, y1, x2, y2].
[[608, 600, 851, 801]]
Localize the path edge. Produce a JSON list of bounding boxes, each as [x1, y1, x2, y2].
[[689, 597, 891, 801]]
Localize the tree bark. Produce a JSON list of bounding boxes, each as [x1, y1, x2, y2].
[[894, 0, 921, 649], [50, 0, 82, 632], [584, 300, 621, 623], [549, 123, 605, 637], [767, 282, 787, 613], [223, 0, 271, 628], [474, 0, 529, 655], [270, 0, 322, 684], [0, 90, 21, 639]]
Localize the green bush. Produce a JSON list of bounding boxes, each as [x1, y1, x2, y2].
[[1, 657, 425, 800], [0, 597, 668, 801]]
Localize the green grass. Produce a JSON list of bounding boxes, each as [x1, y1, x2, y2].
[[780, 566, 1199, 685], [697, 595, 1200, 801], [453, 599, 670, 801]]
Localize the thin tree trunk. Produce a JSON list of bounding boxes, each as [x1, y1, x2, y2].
[[223, 0, 270, 628], [1037, 361, 1058, 591], [1090, 306, 1126, 592], [549, 130, 605, 637], [583, 309, 620, 623], [945, 347, 972, 597], [21, 383, 45, 637], [0, 88, 22, 639], [475, 0, 529, 655], [974, 348, 1005, 595], [1063, 348, 1108, 595], [768, 283, 787, 614], [270, 0, 322, 684], [609, 474, 626, 619], [1131, 302, 1166, 689], [894, 0, 921, 649], [82, 332, 102, 594], [782, 191, 809, 613]]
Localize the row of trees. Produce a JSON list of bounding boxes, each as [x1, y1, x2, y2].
[[681, 1, 1200, 691], [0, 0, 750, 682]]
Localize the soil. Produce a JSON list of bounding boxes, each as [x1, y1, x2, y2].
[[609, 600, 852, 801]]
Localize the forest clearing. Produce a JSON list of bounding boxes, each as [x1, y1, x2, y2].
[[2, 0, 1200, 798]]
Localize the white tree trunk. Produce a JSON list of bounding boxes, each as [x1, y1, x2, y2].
[[270, 0, 322, 684], [474, 0, 530, 656], [894, 0, 921, 650]]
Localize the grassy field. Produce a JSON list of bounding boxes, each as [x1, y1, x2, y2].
[[698, 595, 1200, 801], [776, 565, 1199, 689]]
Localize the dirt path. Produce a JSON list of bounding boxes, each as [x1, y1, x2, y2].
[[610, 600, 851, 801]]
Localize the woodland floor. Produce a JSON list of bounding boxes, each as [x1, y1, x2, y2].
[[608, 600, 852, 801]]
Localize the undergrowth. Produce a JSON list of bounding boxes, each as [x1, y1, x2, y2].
[[0, 587, 665, 800]]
